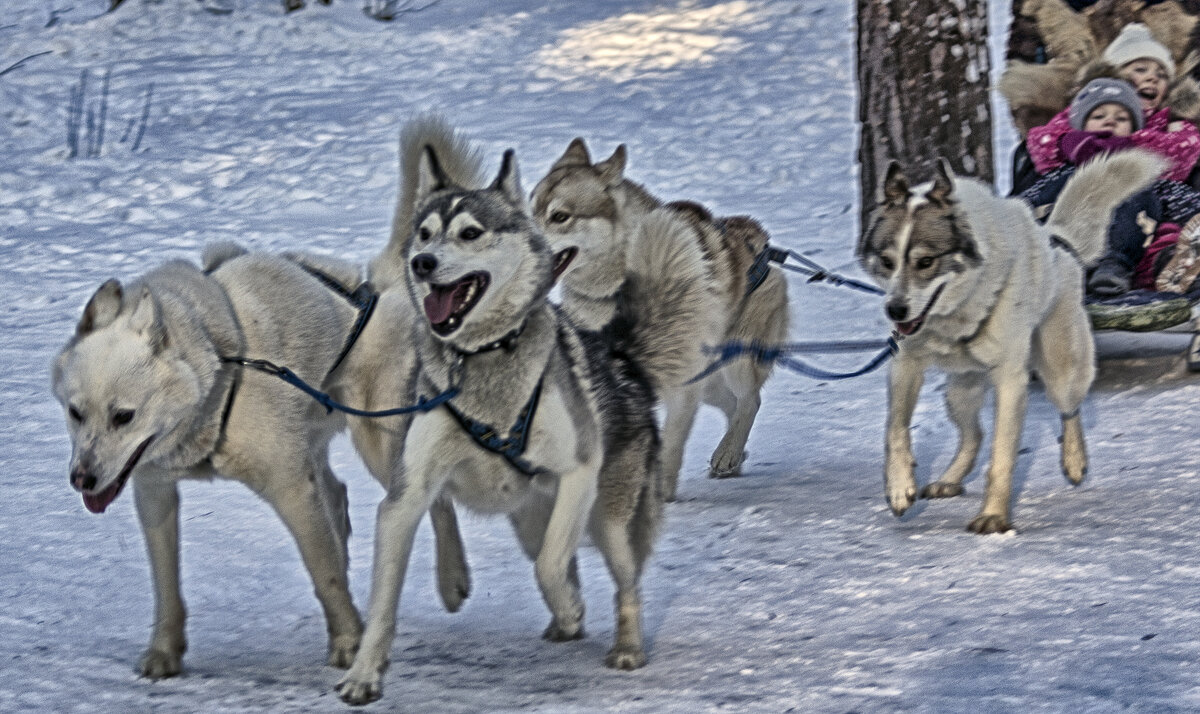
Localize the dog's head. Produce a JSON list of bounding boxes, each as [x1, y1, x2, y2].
[[857, 159, 982, 337], [406, 145, 560, 350], [51, 281, 203, 513], [530, 138, 629, 282]]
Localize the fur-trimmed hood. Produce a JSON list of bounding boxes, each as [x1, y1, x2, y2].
[[1000, 0, 1200, 136]]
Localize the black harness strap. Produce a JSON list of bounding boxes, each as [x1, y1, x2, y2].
[[443, 375, 545, 477], [297, 265, 379, 379], [745, 244, 790, 296], [1049, 234, 1082, 264]]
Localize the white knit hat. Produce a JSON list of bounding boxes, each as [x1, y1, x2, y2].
[[1102, 23, 1175, 80]]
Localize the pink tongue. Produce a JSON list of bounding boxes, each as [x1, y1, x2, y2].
[[82, 485, 117, 514], [423, 283, 465, 324]]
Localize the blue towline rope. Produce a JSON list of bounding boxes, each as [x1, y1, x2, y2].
[[687, 337, 900, 384], [221, 356, 458, 417]]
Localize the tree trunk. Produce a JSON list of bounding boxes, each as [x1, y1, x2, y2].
[[856, 0, 994, 225]]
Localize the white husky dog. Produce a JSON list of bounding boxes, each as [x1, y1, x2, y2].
[[335, 134, 663, 705], [50, 249, 368, 677], [857, 151, 1165, 533]]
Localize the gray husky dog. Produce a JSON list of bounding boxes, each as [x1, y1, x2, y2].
[[530, 139, 790, 500], [50, 248, 368, 677], [335, 135, 663, 705], [857, 151, 1165, 533]]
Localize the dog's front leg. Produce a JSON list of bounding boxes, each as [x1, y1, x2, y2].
[[132, 476, 186, 678], [336, 464, 439, 705], [968, 367, 1030, 534], [535, 459, 599, 641], [884, 357, 925, 516]]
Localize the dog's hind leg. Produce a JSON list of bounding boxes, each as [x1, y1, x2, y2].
[[969, 366, 1031, 534], [133, 476, 186, 679], [922, 372, 987, 499], [1033, 304, 1095, 485], [660, 386, 702, 501], [260, 464, 362, 668], [510, 494, 583, 640], [590, 442, 661, 670], [705, 360, 766, 479], [430, 495, 470, 613]]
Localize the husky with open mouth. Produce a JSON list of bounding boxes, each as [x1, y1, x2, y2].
[[529, 139, 790, 501], [857, 150, 1165, 533], [336, 134, 663, 705], [50, 248, 371, 678]]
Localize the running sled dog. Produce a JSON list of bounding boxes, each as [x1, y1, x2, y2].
[[857, 150, 1165, 533], [335, 132, 663, 704], [50, 248, 373, 677], [530, 139, 790, 500]]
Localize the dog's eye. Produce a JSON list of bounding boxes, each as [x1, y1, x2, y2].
[[418, 227, 431, 242], [915, 256, 935, 269], [549, 211, 571, 224], [68, 405, 83, 423], [459, 227, 482, 241], [879, 256, 895, 271], [111, 409, 135, 428]]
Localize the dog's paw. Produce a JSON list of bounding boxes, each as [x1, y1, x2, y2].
[[708, 449, 746, 479], [921, 482, 963, 499], [438, 567, 471, 614], [886, 482, 917, 516], [605, 645, 646, 670], [336, 666, 384, 706], [138, 648, 182, 679], [542, 620, 585, 642], [1062, 461, 1087, 486], [966, 514, 1011, 534], [327, 633, 360, 669]]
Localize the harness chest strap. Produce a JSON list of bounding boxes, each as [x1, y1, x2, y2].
[[442, 373, 546, 477]]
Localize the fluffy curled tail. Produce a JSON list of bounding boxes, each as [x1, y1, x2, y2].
[[370, 114, 486, 288], [1046, 149, 1168, 266], [201, 241, 249, 273], [618, 208, 724, 392]]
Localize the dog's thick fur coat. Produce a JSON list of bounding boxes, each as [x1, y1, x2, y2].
[[857, 150, 1166, 533], [335, 123, 663, 705], [51, 250, 368, 677], [530, 139, 790, 500]]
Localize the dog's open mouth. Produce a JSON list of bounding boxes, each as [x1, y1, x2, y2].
[[423, 272, 489, 336], [893, 285, 945, 337], [552, 247, 577, 282], [82, 435, 154, 515]]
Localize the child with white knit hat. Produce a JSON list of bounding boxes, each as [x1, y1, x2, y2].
[[1102, 23, 1174, 115], [1021, 23, 1200, 296]]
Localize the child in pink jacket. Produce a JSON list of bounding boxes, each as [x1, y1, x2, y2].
[[1021, 24, 1200, 295]]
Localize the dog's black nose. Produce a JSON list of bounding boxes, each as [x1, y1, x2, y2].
[[411, 253, 438, 279], [886, 301, 909, 322], [70, 468, 96, 492]]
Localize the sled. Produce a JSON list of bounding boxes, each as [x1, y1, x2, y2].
[[1001, 1, 1200, 372]]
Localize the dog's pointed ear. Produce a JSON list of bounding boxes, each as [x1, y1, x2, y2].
[[595, 144, 626, 187], [490, 149, 526, 206], [928, 158, 956, 206], [416, 144, 451, 203], [77, 279, 123, 336], [882, 162, 910, 206], [128, 286, 169, 353], [552, 138, 592, 171]]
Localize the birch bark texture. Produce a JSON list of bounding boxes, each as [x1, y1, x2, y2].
[[856, 0, 994, 224]]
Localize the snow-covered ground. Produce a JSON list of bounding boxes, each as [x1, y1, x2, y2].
[[3, 0, 1200, 711]]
